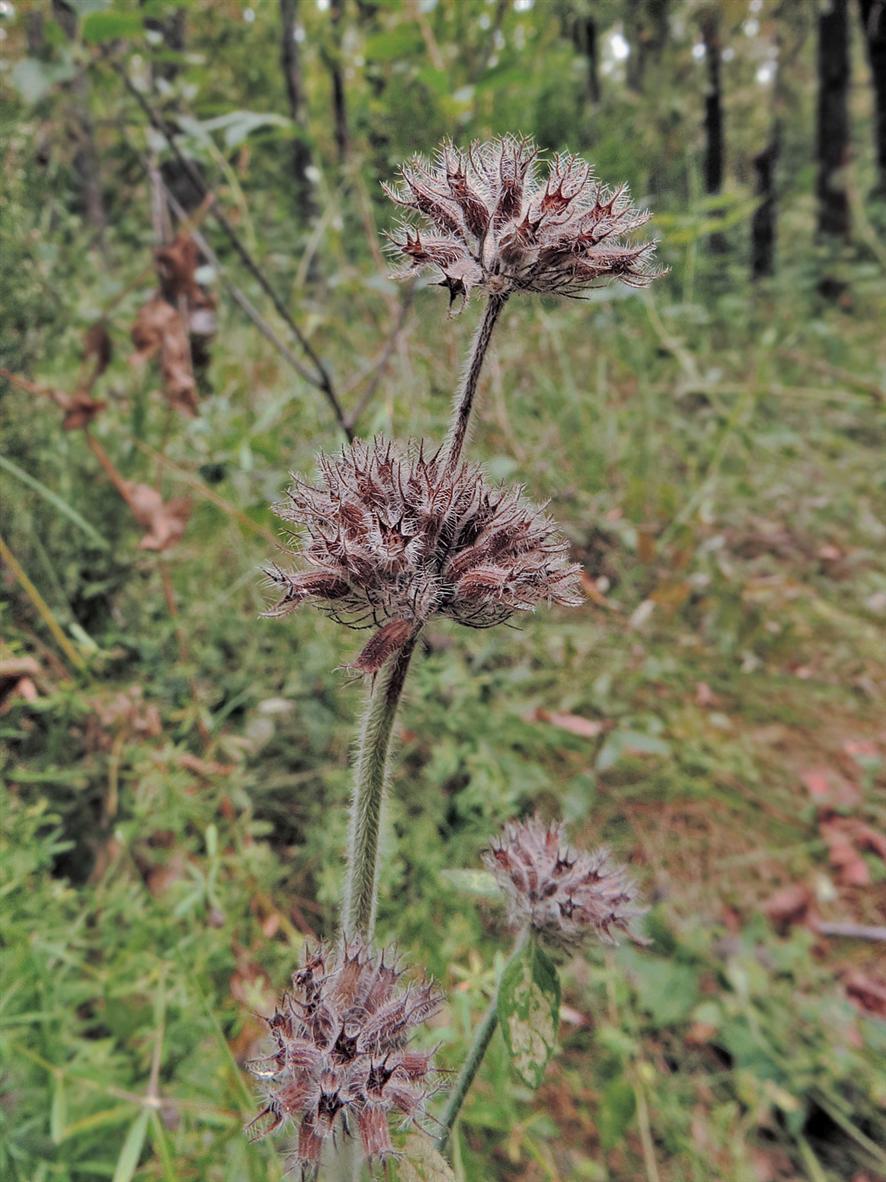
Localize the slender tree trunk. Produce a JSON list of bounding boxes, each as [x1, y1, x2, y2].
[[625, 0, 668, 92], [858, 0, 886, 196], [816, 0, 852, 239], [280, 0, 316, 219], [751, 136, 779, 278], [701, 11, 726, 252], [571, 12, 601, 104], [329, 0, 349, 165], [52, 1, 107, 254]]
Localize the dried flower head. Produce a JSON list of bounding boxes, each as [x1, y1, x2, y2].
[[384, 135, 661, 310], [264, 437, 583, 672], [485, 817, 646, 950], [246, 941, 443, 1178]]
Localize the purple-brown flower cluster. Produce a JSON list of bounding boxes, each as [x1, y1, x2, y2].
[[384, 136, 660, 309], [246, 941, 442, 1177], [265, 437, 583, 672], [485, 817, 646, 950]]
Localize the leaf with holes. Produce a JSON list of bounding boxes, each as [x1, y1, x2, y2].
[[497, 940, 560, 1089]]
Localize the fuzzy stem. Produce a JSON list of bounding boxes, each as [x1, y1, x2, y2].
[[436, 998, 498, 1154], [342, 633, 418, 941], [444, 292, 509, 470], [436, 932, 527, 1153]]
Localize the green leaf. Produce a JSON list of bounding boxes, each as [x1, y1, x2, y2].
[[196, 111, 293, 149], [439, 868, 500, 898], [10, 58, 76, 104], [497, 940, 560, 1089], [619, 949, 699, 1028], [397, 1132, 457, 1182], [598, 1076, 636, 1150], [50, 1073, 67, 1143], [0, 455, 109, 550], [81, 12, 144, 43], [111, 1109, 149, 1182]]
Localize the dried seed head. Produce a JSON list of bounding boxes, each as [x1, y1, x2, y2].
[[264, 437, 583, 671], [484, 817, 646, 951], [245, 941, 443, 1178], [384, 136, 663, 312]]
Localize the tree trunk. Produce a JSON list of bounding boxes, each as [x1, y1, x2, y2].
[[751, 136, 779, 277], [858, 0, 886, 196], [816, 0, 852, 239], [571, 12, 601, 104], [52, 1, 107, 254], [625, 0, 668, 92], [329, 0, 349, 165], [701, 11, 726, 252], [280, 0, 316, 218]]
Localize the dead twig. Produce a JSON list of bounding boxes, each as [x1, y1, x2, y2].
[[113, 61, 352, 439]]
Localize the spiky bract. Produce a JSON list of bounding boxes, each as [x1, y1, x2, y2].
[[265, 437, 582, 672], [384, 135, 661, 310], [485, 817, 646, 950], [245, 941, 442, 1177]]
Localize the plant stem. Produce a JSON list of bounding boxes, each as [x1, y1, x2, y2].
[[436, 932, 527, 1153], [444, 292, 509, 470], [436, 998, 498, 1154], [342, 633, 418, 941], [0, 533, 86, 673]]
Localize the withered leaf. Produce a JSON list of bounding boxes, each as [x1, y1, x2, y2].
[[124, 481, 190, 552], [130, 297, 199, 416]]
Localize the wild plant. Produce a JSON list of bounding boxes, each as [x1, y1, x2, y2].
[[248, 136, 662, 1180]]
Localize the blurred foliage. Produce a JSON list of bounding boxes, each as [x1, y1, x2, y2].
[[1, 1, 885, 1181]]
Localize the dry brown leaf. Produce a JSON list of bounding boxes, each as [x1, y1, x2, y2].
[[579, 569, 619, 611], [178, 752, 236, 778], [57, 388, 107, 431], [531, 707, 608, 739], [841, 968, 886, 1018], [800, 766, 861, 812], [155, 233, 200, 303], [763, 883, 816, 932], [124, 481, 190, 551], [130, 297, 199, 416], [0, 656, 41, 682], [81, 320, 113, 392], [819, 819, 870, 887]]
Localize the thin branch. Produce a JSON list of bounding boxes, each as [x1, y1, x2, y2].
[[112, 60, 352, 438], [817, 921, 886, 942], [152, 173, 325, 393]]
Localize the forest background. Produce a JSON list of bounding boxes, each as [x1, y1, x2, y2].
[[1, 1, 885, 1180]]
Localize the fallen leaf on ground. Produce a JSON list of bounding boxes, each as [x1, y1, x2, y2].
[[801, 766, 860, 811], [763, 883, 816, 933], [819, 819, 870, 886], [841, 969, 886, 1018], [531, 707, 609, 739]]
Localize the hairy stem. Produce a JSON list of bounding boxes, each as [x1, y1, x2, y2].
[[436, 932, 527, 1153], [444, 292, 509, 470], [436, 998, 498, 1154], [342, 633, 418, 941]]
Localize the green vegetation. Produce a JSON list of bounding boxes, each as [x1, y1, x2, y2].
[[1, 2, 885, 1180]]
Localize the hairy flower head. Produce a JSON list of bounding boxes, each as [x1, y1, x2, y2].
[[264, 437, 583, 672], [485, 817, 646, 951], [245, 941, 443, 1177], [384, 135, 661, 310]]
